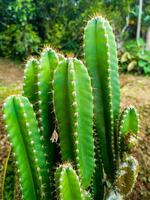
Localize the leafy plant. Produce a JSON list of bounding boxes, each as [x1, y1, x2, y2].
[[2, 16, 139, 200], [0, 0, 104, 60], [0, 0, 40, 60], [0, 83, 22, 102], [1, 0, 141, 60], [120, 39, 150, 74]]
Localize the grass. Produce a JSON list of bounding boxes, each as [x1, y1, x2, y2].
[[0, 83, 22, 102]]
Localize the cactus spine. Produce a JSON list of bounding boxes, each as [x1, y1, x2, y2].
[[2, 16, 140, 200]]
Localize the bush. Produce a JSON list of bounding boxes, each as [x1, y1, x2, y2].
[[0, 24, 41, 60], [119, 39, 150, 75], [0, 0, 136, 61]]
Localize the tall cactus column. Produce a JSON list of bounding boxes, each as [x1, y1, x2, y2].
[[38, 48, 59, 167], [84, 16, 120, 179], [23, 58, 39, 112], [23, 48, 59, 170], [3, 96, 51, 200], [53, 58, 95, 188]]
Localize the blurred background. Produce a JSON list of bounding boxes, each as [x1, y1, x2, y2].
[[0, 0, 150, 199]]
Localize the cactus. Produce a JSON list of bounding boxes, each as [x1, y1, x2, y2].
[[2, 16, 140, 200], [23, 48, 59, 171], [55, 163, 83, 200], [23, 58, 39, 112], [115, 155, 139, 197], [53, 58, 95, 188], [3, 95, 51, 200], [118, 106, 139, 155], [84, 16, 120, 179], [55, 163, 92, 200], [83, 16, 139, 197], [37, 48, 59, 168]]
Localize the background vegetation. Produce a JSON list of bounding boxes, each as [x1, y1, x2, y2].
[[0, 1, 150, 199], [0, 2, 148, 57]]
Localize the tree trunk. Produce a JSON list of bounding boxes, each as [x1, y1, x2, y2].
[[146, 27, 150, 50], [136, 0, 143, 42]]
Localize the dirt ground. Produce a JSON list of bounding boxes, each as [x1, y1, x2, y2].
[[0, 58, 150, 199], [0, 59, 23, 85]]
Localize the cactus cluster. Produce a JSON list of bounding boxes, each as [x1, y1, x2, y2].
[[2, 16, 139, 200]]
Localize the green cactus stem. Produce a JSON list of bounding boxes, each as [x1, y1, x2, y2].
[[55, 163, 83, 200], [38, 47, 59, 167], [2, 148, 16, 200], [57, 53, 65, 63], [92, 165, 104, 200], [115, 155, 139, 196], [23, 48, 60, 170], [84, 16, 120, 179], [38, 47, 59, 137], [53, 58, 95, 188], [23, 58, 39, 112], [119, 106, 139, 155], [3, 95, 51, 200], [92, 134, 104, 200], [83, 191, 92, 200]]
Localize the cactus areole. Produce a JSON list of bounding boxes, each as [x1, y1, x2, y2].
[[2, 16, 139, 200]]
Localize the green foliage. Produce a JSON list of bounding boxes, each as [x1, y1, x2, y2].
[[0, 0, 40, 60], [0, 0, 103, 60], [120, 39, 150, 74], [0, 83, 22, 102], [0, 24, 40, 60], [2, 0, 149, 61], [102, 0, 135, 30], [2, 16, 139, 200], [121, 1, 150, 40]]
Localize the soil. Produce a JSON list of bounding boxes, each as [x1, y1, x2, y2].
[[0, 59, 23, 85], [0, 58, 150, 199]]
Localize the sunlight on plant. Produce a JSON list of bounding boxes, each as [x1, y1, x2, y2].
[[0, 83, 22, 101], [120, 39, 150, 74]]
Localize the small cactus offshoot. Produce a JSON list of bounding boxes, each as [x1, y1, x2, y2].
[[2, 16, 139, 200]]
